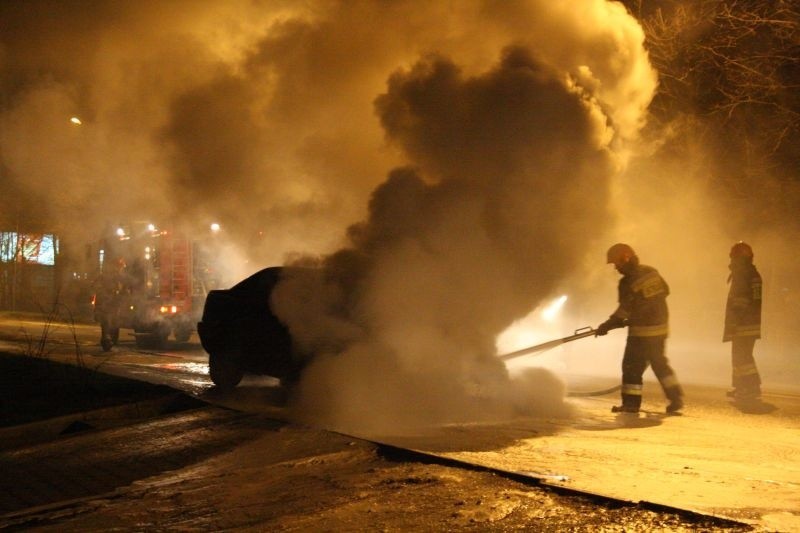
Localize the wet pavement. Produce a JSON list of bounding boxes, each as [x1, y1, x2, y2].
[[0, 388, 757, 532], [379, 386, 800, 531], [1, 407, 279, 518], [1, 316, 799, 531], [5, 377, 797, 531]]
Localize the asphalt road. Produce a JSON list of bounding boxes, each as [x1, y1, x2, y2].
[[1, 315, 799, 531]]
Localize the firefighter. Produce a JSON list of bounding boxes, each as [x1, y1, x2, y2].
[[93, 257, 130, 351], [724, 241, 762, 401], [596, 243, 684, 414]]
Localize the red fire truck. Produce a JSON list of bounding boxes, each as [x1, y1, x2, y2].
[[93, 221, 224, 350]]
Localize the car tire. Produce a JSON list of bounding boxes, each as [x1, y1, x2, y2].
[[209, 352, 244, 390], [279, 365, 303, 390]]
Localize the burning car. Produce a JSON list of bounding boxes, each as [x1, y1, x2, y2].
[[197, 266, 302, 390]]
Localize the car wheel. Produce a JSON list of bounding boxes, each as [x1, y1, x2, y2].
[[209, 352, 244, 390], [279, 365, 303, 389]]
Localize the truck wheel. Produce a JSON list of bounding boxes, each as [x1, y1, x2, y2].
[[174, 326, 192, 343], [209, 352, 243, 390], [133, 327, 169, 349], [134, 334, 150, 349], [101, 337, 113, 352], [153, 323, 171, 348]]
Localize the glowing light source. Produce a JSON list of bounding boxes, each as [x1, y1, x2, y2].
[[541, 295, 568, 321], [115, 227, 126, 237], [70, 117, 82, 125], [210, 222, 221, 232]]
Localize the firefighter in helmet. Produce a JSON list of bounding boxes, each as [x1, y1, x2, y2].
[[596, 243, 684, 414], [724, 241, 762, 401], [93, 256, 130, 352]]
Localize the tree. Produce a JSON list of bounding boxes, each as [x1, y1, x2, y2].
[[622, 0, 800, 224]]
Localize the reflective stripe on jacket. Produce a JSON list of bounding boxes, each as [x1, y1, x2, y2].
[[612, 264, 670, 338], [723, 262, 762, 341]]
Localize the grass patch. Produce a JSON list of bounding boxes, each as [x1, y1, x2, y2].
[[0, 353, 173, 428]]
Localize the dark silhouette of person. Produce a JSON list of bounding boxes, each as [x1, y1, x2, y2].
[[724, 241, 763, 401], [93, 257, 130, 351]]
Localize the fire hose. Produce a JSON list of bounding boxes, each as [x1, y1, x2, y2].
[[498, 326, 621, 397]]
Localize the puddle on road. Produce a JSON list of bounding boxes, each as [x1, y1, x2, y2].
[[154, 362, 210, 375]]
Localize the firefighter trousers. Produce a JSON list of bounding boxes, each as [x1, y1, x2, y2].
[[731, 336, 761, 397], [620, 336, 683, 409]]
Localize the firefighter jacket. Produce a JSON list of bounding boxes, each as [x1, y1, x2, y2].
[[610, 264, 670, 337], [723, 261, 762, 342]]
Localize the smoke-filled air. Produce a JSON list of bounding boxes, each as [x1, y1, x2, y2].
[[2, 1, 797, 434], [270, 1, 656, 433]]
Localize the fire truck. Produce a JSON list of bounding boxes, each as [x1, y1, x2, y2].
[[94, 221, 224, 350]]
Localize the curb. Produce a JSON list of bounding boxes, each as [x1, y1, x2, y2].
[[370, 439, 754, 530]]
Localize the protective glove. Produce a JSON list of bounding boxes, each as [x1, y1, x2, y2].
[[596, 316, 624, 336], [596, 321, 612, 336]]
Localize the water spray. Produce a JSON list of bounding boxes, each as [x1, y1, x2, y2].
[[498, 326, 621, 398], [498, 326, 597, 361]]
